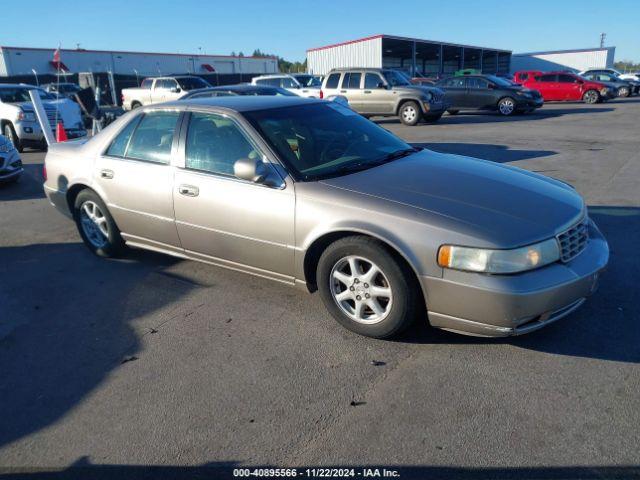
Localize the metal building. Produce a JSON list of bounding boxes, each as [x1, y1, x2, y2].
[[510, 47, 616, 73], [0, 46, 278, 77], [307, 34, 512, 76]]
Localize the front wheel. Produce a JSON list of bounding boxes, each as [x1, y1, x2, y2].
[[73, 189, 126, 257], [317, 236, 421, 338], [618, 86, 630, 98], [497, 97, 516, 116], [398, 101, 421, 126], [583, 89, 600, 104], [3, 123, 23, 153]]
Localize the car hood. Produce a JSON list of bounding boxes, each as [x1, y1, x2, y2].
[[395, 85, 444, 96], [319, 149, 585, 248]]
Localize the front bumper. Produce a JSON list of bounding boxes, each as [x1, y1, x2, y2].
[[422, 101, 449, 115], [422, 219, 609, 337], [518, 97, 544, 109], [0, 153, 23, 183], [15, 121, 87, 143]]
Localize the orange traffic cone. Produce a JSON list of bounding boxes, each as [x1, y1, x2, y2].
[[56, 122, 68, 142]]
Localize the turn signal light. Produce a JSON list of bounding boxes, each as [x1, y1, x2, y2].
[[437, 245, 451, 268]]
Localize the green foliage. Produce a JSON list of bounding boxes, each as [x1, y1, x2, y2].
[[248, 49, 307, 73], [614, 60, 640, 72]]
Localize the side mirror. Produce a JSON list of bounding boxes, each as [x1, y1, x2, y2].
[[170, 87, 181, 93], [234, 157, 270, 184], [487, 83, 496, 89], [376, 82, 387, 89]]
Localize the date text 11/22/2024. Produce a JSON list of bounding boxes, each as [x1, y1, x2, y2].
[[233, 467, 401, 477]]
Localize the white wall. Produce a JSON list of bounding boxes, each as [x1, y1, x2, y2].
[[307, 37, 382, 75], [0, 47, 278, 76], [511, 48, 615, 73]]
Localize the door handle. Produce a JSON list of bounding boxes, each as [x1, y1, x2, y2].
[[364, 90, 372, 94], [100, 169, 114, 179], [340, 90, 347, 93], [178, 184, 199, 197]]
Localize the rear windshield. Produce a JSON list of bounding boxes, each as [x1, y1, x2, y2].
[[294, 75, 321, 87], [0, 87, 55, 103], [177, 77, 211, 90], [485, 75, 513, 87]]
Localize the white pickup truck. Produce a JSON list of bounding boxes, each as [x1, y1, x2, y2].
[[251, 74, 322, 98], [121, 76, 211, 110]]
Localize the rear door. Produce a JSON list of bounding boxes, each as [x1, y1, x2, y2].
[[338, 72, 364, 111], [151, 79, 167, 104], [172, 111, 295, 280], [94, 109, 182, 249], [322, 72, 342, 98]]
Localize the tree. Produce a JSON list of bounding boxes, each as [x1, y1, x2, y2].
[[614, 60, 640, 72]]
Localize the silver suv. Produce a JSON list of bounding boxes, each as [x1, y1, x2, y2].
[[321, 68, 447, 126]]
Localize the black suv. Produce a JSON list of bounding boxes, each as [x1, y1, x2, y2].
[[436, 75, 543, 116]]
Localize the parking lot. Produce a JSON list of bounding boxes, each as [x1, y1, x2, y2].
[[1, 99, 639, 478]]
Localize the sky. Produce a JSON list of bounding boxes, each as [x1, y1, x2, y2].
[[2, 0, 639, 62]]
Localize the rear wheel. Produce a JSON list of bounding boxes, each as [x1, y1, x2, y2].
[[497, 97, 516, 116], [3, 123, 23, 153], [583, 89, 600, 104], [131, 101, 142, 109], [398, 101, 421, 126], [73, 189, 126, 257], [317, 236, 421, 338]]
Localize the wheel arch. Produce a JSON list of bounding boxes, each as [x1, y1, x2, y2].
[[301, 228, 427, 310]]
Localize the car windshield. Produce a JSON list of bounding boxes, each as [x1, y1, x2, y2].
[[243, 103, 416, 181], [0, 87, 55, 103], [294, 75, 322, 87], [382, 70, 411, 86], [177, 77, 211, 90], [485, 75, 514, 87]]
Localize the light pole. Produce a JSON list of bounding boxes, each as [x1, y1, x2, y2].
[[134, 69, 139, 85], [31, 69, 39, 86]]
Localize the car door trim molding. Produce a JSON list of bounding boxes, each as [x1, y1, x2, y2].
[[175, 219, 295, 250]]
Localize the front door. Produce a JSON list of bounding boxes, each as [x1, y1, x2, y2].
[[533, 74, 559, 101], [361, 72, 392, 114], [465, 77, 496, 109], [172, 111, 295, 281], [557, 74, 583, 101], [94, 109, 181, 248]]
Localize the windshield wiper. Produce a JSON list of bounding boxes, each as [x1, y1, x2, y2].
[[373, 147, 421, 165], [325, 148, 420, 178]]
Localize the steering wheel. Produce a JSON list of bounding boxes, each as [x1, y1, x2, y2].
[[319, 134, 350, 164]]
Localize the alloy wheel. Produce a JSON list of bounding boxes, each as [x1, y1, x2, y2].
[[402, 106, 417, 123], [584, 91, 599, 104], [330, 255, 393, 324], [80, 200, 109, 248], [499, 99, 515, 115]]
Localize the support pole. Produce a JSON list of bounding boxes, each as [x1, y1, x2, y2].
[[29, 90, 55, 146]]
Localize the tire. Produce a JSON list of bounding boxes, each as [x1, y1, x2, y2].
[[316, 236, 421, 339], [73, 189, 126, 258], [618, 86, 630, 98], [398, 101, 421, 126], [447, 109, 460, 115], [3, 123, 23, 153], [582, 89, 600, 104], [131, 101, 142, 109], [423, 113, 443, 123], [497, 97, 516, 116]]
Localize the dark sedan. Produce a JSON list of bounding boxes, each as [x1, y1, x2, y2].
[[437, 74, 544, 116], [179, 84, 297, 100]]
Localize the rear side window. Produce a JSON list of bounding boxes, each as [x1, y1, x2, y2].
[[443, 77, 466, 88], [537, 74, 557, 82], [106, 115, 142, 157], [124, 111, 180, 164], [558, 74, 577, 83], [281, 77, 297, 88], [325, 73, 340, 89], [346, 73, 361, 89]]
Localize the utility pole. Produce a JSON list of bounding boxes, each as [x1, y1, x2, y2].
[[600, 33, 606, 48]]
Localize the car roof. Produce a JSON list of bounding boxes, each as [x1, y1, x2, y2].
[[0, 83, 40, 88], [165, 95, 321, 112]]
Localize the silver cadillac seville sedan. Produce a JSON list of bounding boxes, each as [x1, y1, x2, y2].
[[43, 97, 609, 339]]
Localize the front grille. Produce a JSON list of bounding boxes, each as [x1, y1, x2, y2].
[[557, 217, 589, 262], [44, 107, 62, 128]]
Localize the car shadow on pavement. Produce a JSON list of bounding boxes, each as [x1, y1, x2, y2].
[[0, 243, 194, 449], [398, 206, 640, 365], [411, 142, 556, 163], [2, 460, 640, 480], [0, 163, 46, 202]]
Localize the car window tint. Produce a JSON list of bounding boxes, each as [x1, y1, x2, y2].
[[141, 79, 153, 89], [340, 73, 351, 89], [538, 74, 557, 82], [165, 79, 178, 89], [467, 78, 489, 89], [185, 112, 260, 176], [125, 111, 180, 164], [281, 77, 297, 88], [364, 73, 382, 89], [325, 73, 340, 89], [558, 74, 577, 83], [106, 115, 142, 157], [347, 73, 362, 89]]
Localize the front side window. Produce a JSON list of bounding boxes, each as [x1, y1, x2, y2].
[[364, 73, 383, 89], [325, 73, 341, 89], [281, 77, 298, 88], [443, 77, 466, 88], [558, 74, 578, 83], [125, 111, 180, 164], [141, 79, 153, 89], [185, 112, 260, 176], [177, 77, 210, 90], [244, 103, 413, 182], [467, 78, 489, 89]]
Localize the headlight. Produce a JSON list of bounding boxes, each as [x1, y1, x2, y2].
[[437, 238, 560, 274], [18, 110, 36, 122], [516, 90, 531, 97], [0, 142, 15, 153]]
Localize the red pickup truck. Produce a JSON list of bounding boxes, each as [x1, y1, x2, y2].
[[513, 71, 614, 104]]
